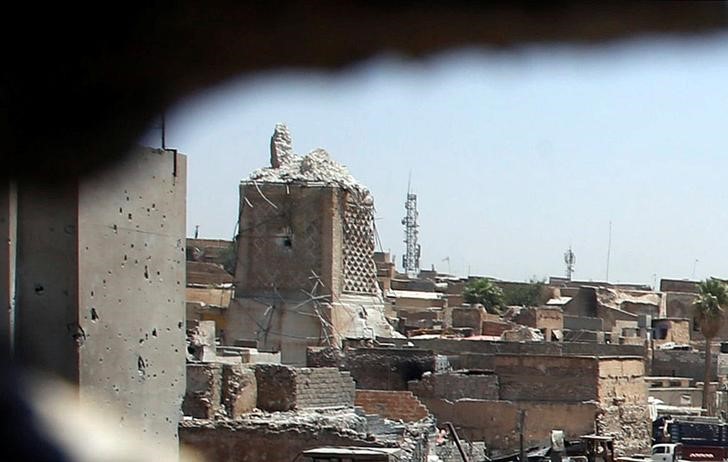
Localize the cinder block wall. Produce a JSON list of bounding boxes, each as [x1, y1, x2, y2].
[[296, 368, 355, 409], [255, 364, 355, 411]]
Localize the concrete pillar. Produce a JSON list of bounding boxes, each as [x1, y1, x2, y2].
[[14, 148, 187, 453]]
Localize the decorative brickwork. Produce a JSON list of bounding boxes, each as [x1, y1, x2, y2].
[[341, 194, 378, 295], [241, 187, 324, 292]]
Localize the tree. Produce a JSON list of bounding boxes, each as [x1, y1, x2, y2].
[[463, 278, 505, 314], [501, 277, 546, 307], [693, 278, 728, 414]]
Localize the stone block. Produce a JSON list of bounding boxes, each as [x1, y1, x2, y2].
[[222, 364, 257, 418], [254, 364, 298, 412], [187, 319, 217, 362], [183, 363, 222, 419]]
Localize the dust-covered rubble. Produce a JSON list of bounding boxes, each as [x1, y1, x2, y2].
[[249, 123, 370, 199]]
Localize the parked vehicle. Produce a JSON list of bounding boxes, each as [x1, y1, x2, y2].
[[651, 442, 728, 462]]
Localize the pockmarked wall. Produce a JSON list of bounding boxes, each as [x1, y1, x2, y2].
[[15, 147, 187, 453]]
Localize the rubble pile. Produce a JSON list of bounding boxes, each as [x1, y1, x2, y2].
[[250, 123, 370, 199]]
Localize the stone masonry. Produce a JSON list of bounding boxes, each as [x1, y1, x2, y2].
[[183, 363, 222, 419], [222, 363, 257, 418]]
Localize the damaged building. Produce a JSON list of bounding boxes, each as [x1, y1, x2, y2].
[[1, 147, 187, 454], [227, 124, 399, 364]]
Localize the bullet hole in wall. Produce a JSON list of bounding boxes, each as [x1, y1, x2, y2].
[[91, 308, 99, 321], [34, 284, 44, 295]]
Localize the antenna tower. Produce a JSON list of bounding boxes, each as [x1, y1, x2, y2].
[[401, 177, 421, 279], [564, 246, 576, 280]]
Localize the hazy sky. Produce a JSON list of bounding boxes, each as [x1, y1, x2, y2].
[[142, 33, 728, 286]]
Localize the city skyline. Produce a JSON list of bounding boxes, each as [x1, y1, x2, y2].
[[142, 32, 728, 285]]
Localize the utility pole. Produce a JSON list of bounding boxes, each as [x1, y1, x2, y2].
[[692, 259, 699, 280], [519, 410, 526, 462], [605, 221, 612, 282]]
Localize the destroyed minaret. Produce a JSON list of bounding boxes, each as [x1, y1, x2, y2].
[[269, 123, 294, 168], [233, 124, 400, 364]]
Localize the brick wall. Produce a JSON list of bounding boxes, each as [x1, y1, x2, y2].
[[408, 371, 499, 401], [451, 306, 486, 334], [482, 320, 512, 336], [235, 184, 341, 296], [421, 398, 599, 454], [651, 349, 718, 381], [492, 355, 599, 402], [296, 368, 355, 409], [660, 279, 699, 293], [346, 348, 436, 390], [355, 390, 429, 422], [255, 364, 355, 411]]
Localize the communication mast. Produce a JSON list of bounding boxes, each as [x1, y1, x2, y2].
[[564, 246, 576, 281], [401, 179, 421, 279]]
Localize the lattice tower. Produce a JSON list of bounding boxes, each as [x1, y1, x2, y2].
[[402, 192, 420, 279]]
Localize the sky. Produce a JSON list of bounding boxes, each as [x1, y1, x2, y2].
[[141, 32, 728, 286]]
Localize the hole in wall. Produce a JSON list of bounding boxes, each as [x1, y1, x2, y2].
[[91, 308, 99, 321], [137, 356, 146, 376], [34, 284, 44, 295]]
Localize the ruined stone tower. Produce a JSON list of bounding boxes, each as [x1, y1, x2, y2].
[[229, 124, 398, 364]]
